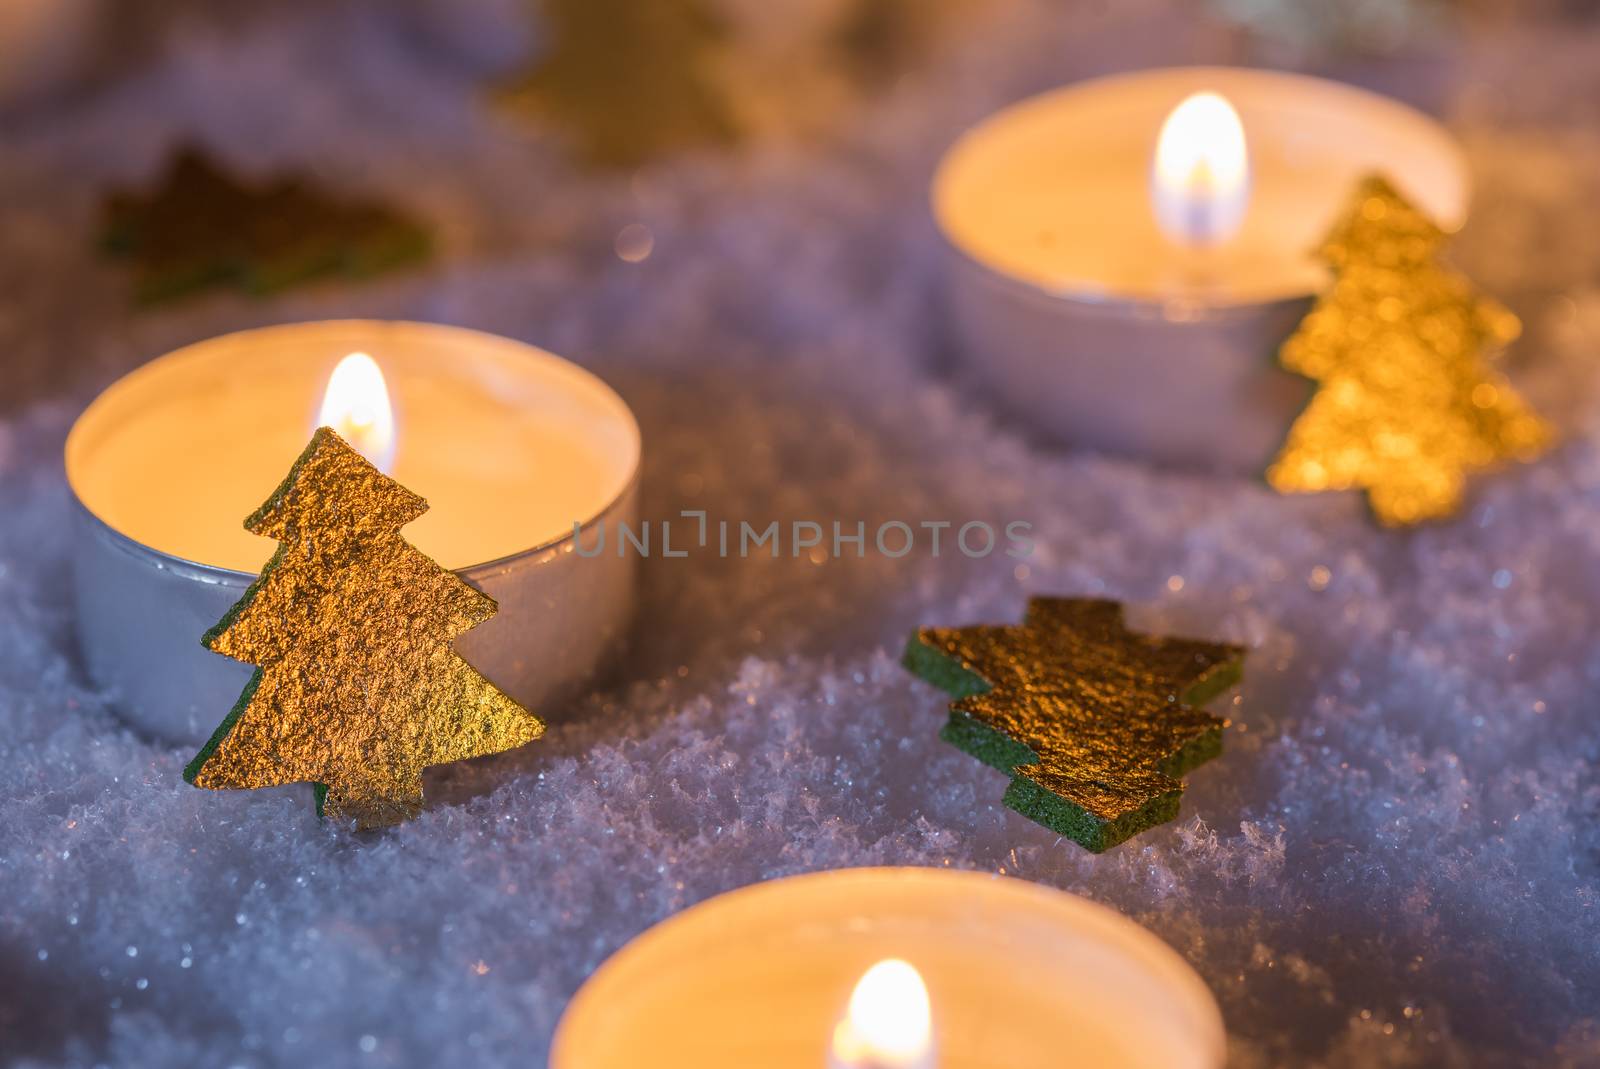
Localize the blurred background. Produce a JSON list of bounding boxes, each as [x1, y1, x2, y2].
[[4, 0, 1600, 413]]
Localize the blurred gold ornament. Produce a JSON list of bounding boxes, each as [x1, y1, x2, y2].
[[184, 428, 544, 829], [495, 0, 737, 169], [1266, 174, 1551, 526]]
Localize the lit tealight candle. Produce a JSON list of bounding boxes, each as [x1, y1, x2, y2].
[[829, 959, 936, 1069], [317, 351, 397, 473], [67, 321, 641, 741], [551, 868, 1225, 1069], [933, 66, 1469, 471], [1151, 91, 1250, 249]]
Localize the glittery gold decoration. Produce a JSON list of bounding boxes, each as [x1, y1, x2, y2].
[[184, 429, 544, 830], [903, 598, 1243, 852], [100, 147, 431, 304], [494, 0, 737, 169], [1266, 174, 1552, 526]]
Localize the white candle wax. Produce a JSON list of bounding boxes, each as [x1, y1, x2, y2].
[[69, 321, 634, 573], [66, 321, 641, 741], [933, 66, 1470, 471], [551, 868, 1225, 1069]]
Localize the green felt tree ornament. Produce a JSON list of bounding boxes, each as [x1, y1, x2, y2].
[[100, 147, 430, 305], [903, 597, 1245, 852], [184, 429, 544, 830]]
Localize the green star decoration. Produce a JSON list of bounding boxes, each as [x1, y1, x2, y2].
[[903, 597, 1245, 852], [100, 147, 431, 305]]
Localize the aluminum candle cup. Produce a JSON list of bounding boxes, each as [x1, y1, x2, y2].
[[551, 867, 1226, 1069], [933, 66, 1470, 472], [66, 321, 640, 743]]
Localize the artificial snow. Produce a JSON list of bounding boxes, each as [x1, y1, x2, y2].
[[2, 2, 1599, 1066]]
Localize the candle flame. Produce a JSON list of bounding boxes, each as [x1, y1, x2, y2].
[[318, 352, 396, 474], [1151, 90, 1250, 247], [830, 959, 933, 1068]]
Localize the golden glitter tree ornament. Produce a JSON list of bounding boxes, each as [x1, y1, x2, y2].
[[495, 0, 737, 169], [903, 598, 1244, 853], [184, 428, 545, 829], [1266, 174, 1552, 526]]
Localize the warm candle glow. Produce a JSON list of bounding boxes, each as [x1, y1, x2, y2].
[[1151, 90, 1250, 247], [830, 959, 934, 1069], [317, 351, 396, 473]]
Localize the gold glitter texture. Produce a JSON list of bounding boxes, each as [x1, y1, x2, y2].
[[1266, 174, 1551, 526], [903, 598, 1243, 852], [184, 429, 544, 829]]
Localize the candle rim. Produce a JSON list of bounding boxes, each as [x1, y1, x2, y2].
[[932, 64, 1470, 310], [551, 866, 1226, 1068], [65, 319, 643, 577], [941, 231, 1323, 323]]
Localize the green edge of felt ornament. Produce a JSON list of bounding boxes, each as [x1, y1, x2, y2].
[[901, 616, 1240, 853], [180, 667, 336, 818]]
